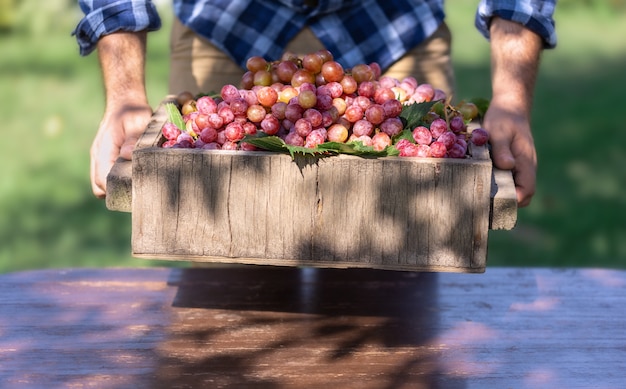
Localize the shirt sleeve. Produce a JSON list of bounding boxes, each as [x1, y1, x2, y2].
[[73, 0, 162, 56], [475, 0, 557, 48]]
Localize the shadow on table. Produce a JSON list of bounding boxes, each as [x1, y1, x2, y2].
[[154, 266, 466, 388]]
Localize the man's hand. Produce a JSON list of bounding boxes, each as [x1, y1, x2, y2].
[[91, 31, 150, 198], [487, 17, 543, 207], [90, 102, 152, 198], [483, 100, 536, 207]]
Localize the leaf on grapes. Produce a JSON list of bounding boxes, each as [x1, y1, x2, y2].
[[317, 141, 398, 157], [399, 101, 439, 130], [165, 102, 186, 132], [241, 134, 288, 153], [242, 134, 334, 158], [395, 129, 415, 143]]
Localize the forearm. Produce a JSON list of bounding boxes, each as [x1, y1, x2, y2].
[[488, 17, 543, 117], [97, 31, 150, 109]]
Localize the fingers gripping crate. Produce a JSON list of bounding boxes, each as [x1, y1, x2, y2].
[[107, 100, 517, 273]]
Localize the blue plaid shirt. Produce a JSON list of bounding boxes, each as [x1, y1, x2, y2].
[[74, 0, 557, 70]]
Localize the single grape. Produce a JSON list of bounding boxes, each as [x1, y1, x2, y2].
[[378, 76, 398, 89], [275, 60, 298, 83], [253, 70, 272, 86], [301, 53, 324, 73], [449, 115, 466, 134], [243, 121, 258, 135], [291, 69, 316, 87], [365, 104, 385, 125], [429, 118, 448, 138], [357, 81, 376, 98], [416, 144, 431, 158], [394, 138, 413, 152], [284, 103, 304, 122], [294, 118, 313, 137], [353, 95, 372, 111], [196, 95, 218, 114], [411, 83, 435, 103], [350, 63, 374, 83], [380, 117, 403, 137], [429, 141, 447, 158], [162, 122, 182, 141], [412, 125, 432, 146], [382, 98, 403, 118], [327, 123, 349, 143], [298, 89, 317, 109], [344, 104, 364, 123], [352, 119, 374, 137], [437, 131, 457, 149], [260, 114, 280, 135], [207, 113, 224, 129], [457, 101, 479, 121], [321, 61, 344, 83], [220, 84, 240, 103], [470, 128, 489, 146], [271, 101, 287, 120], [229, 98, 249, 116], [340, 75, 358, 95], [218, 105, 235, 124], [399, 142, 420, 157], [256, 86, 278, 107], [371, 132, 391, 151], [447, 142, 467, 158], [246, 104, 267, 123], [224, 122, 245, 142], [284, 131, 305, 146], [303, 108, 323, 128], [246, 56, 268, 72], [199, 126, 218, 143]]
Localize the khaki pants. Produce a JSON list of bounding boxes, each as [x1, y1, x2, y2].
[[169, 18, 455, 98]]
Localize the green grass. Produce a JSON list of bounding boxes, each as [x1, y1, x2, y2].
[[1, 1, 625, 273]]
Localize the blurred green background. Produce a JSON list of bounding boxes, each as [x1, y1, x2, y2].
[[1, 0, 625, 274]]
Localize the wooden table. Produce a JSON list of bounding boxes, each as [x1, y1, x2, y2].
[[1, 266, 624, 388]]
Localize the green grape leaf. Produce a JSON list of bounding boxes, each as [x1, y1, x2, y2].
[[317, 141, 399, 157], [242, 134, 335, 158], [399, 100, 440, 130], [165, 102, 186, 132]]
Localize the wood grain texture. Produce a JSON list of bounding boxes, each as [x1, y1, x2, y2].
[[1, 267, 625, 388], [131, 149, 492, 272]]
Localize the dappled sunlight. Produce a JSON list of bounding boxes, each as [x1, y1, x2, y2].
[[510, 296, 560, 312], [430, 322, 502, 377], [580, 268, 626, 287]]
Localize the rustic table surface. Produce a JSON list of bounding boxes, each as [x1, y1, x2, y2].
[[1, 266, 624, 388]]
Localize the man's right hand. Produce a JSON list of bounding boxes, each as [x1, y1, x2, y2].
[[90, 101, 153, 198]]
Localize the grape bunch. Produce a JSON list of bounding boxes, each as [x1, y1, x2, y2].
[[160, 49, 489, 158]]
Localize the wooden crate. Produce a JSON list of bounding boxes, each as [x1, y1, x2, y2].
[[107, 99, 517, 273]]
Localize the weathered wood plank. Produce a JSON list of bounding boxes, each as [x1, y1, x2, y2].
[[2, 267, 625, 388], [131, 149, 491, 272]]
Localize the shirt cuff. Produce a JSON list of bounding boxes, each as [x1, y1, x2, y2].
[[474, 0, 557, 49], [73, 1, 162, 56]]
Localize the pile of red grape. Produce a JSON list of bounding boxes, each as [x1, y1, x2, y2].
[[160, 49, 489, 158]]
